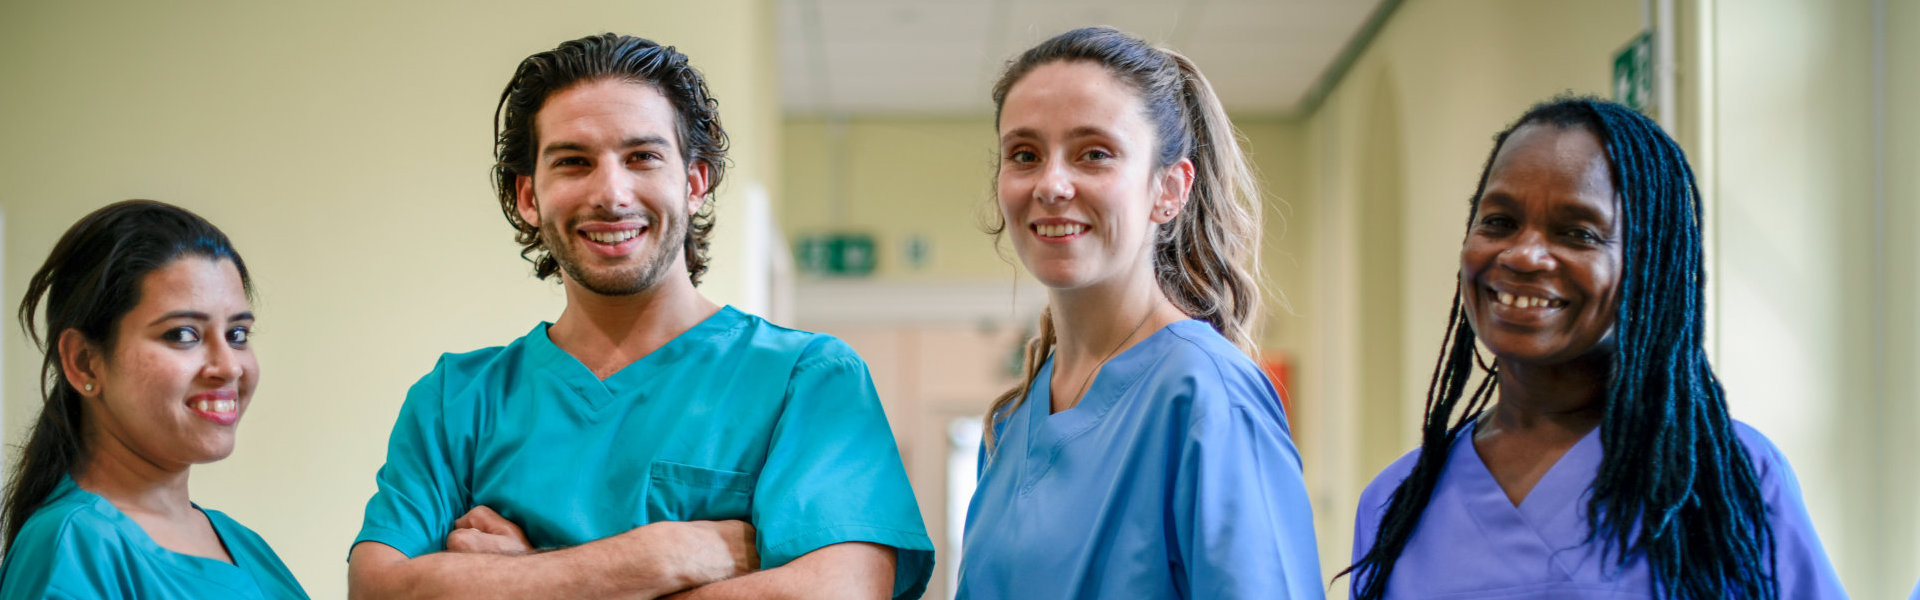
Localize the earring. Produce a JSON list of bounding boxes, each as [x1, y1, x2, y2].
[[84, 383, 94, 392], [1162, 209, 1174, 217]]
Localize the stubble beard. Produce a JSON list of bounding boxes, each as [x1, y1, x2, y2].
[[542, 208, 687, 297]]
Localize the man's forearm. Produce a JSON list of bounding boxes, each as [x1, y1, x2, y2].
[[671, 542, 895, 600], [350, 529, 696, 600]]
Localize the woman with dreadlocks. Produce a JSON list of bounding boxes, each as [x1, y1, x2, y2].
[[1343, 97, 1844, 599]]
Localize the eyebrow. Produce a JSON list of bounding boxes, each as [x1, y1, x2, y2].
[[999, 126, 1117, 146], [148, 310, 254, 326], [540, 136, 672, 159], [1551, 202, 1612, 224]]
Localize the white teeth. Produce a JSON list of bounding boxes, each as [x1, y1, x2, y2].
[[585, 229, 640, 244], [191, 399, 237, 413], [1494, 291, 1563, 309], [1035, 223, 1088, 238]]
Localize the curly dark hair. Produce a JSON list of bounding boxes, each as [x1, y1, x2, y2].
[[492, 33, 730, 285]]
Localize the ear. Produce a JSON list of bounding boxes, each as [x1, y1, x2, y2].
[[515, 174, 540, 228], [1150, 157, 1196, 225], [57, 329, 103, 398], [685, 160, 711, 215]]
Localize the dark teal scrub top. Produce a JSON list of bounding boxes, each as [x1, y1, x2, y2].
[[354, 306, 934, 598], [0, 476, 308, 599]]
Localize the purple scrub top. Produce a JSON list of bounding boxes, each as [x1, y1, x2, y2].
[[1352, 419, 1846, 599]]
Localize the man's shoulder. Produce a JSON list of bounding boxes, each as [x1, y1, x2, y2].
[[419, 327, 543, 380], [726, 310, 862, 368]]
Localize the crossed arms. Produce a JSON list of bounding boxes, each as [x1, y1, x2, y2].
[[347, 506, 895, 600]]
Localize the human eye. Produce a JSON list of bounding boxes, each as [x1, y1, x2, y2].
[[550, 156, 589, 169], [627, 151, 663, 165], [1081, 148, 1114, 161], [225, 326, 251, 348], [163, 326, 202, 346], [1006, 149, 1038, 164], [1477, 213, 1516, 231], [1564, 227, 1606, 245]]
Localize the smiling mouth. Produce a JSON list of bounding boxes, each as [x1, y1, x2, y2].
[[1033, 223, 1088, 238], [190, 399, 238, 413], [1493, 289, 1567, 309], [583, 229, 642, 244]]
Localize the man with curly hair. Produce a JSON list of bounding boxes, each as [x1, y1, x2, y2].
[[347, 33, 933, 599]]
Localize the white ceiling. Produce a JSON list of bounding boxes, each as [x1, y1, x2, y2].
[[778, 0, 1387, 116]]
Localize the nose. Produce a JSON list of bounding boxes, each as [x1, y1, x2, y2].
[[1034, 160, 1073, 206], [590, 160, 638, 212], [1497, 229, 1554, 273], [202, 338, 243, 383]]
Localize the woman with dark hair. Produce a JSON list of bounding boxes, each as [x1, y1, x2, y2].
[[956, 26, 1322, 599], [1343, 98, 1844, 599], [0, 200, 306, 598]]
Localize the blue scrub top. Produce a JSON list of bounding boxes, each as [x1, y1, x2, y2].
[[354, 306, 934, 599], [0, 476, 307, 599], [1352, 419, 1846, 599], [957, 320, 1324, 599]]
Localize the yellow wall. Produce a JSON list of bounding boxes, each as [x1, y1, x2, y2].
[[1693, 0, 1915, 595], [0, 2, 777, 598], [782, 117, 1011, 281], [1890, 0, 1920, 588]]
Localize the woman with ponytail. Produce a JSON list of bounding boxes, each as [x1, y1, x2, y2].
[[956, 26, 1321, 599], [1342, 97, 1843, 599], [0, 200, 306, 598]]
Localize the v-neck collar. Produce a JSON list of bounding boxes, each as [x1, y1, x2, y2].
[[525, 305, 747, 411], [1456, 419, 1606, 578], [1015, 320, 1197, 494], [56, 477, 260, 591]]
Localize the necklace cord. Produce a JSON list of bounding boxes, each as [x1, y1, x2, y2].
[[1064, 304, 1158, 410]]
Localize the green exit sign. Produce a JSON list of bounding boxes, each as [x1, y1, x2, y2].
[[1613, 31, 1653, 114], [795, 233, 877, 277]]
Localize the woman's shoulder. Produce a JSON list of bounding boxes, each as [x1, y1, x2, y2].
[[2, 489, 134, 595], [1150, 320, 1284, 415], [12, 485, 127, 552], [1153, 321, 1267, 386], [1725, 420, 1799, 491], [1357, 445, 1428, 517]]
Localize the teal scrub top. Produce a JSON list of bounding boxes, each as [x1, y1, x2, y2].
[[354, 306, 935, 599], [0, 476, 308, 599]]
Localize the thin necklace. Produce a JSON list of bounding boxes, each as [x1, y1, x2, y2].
[[1063, 304, 1157, 411]]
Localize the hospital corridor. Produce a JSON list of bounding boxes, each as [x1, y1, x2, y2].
[[0, 0, 1916, 598]]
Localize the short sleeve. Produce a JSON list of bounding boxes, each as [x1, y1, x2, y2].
[[1169, 367, 1324, 599], [752, 343, 935, 600], [0, 511, 122, 599], [351, 358, 470, 559], [1737, 425, 1847, 599]]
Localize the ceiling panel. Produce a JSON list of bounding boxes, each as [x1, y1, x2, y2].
[[780, 0, 1386, 116]]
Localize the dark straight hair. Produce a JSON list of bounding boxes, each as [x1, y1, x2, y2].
[[1342, 97, 1776, 599], [5, 199, 252, 549]]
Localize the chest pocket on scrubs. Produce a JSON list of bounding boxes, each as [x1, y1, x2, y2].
[[643, 460, 756, 523]]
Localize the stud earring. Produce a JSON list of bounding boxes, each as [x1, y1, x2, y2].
[[1162, 209, 1174, 217], [84, 383, 94, 392]]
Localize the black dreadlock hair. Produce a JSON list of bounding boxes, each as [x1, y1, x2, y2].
[[1339, 97, 1775, 599]]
